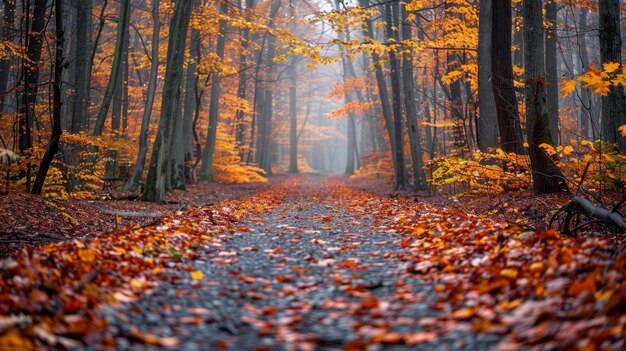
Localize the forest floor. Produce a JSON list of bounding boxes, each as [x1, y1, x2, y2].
[[1, 175, 625, 350]]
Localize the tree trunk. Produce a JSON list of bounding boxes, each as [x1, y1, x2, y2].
[[235, 0, 255, 158], [577, 9, 593, 140], [401, 3, 426, 190], [491, 0, 524, 153], [477, 0, 498, 151], [523, 0, 568, 194], [70, 0, 92, 133], [200, 2, 228, 181], [32, 0, 64, 195], [93, 0, 130, 136], [385, 2, 407, 190], [288, 54, 298, 174], [359, 0, 395, 160], [0, 0, 16, 110], [599, 0, 626, 152], [545, 0, 559, 146], [183, 21, 200, 183], [128, 0, 160, 192], [19, 0, 47, 192], [254, 0, 281, 174], [141, 0, 193, 203]]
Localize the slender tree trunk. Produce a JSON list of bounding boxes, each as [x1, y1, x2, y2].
[[577, 9, 593, 140], [141, 0, 193, 203], [19, 0, 46, 192], [477, 0, 498, 151], [93, 0, 130, 136], [128, 0, 160, 192], [254, 0, 281, 174], [183, 25, 200, 183], [545, 0, 559, 146], [200, 2, 228, 181], [523, 0, 568, 194], [70, 0, 92, 133], [288, 60, 298, 173], [235, 0, 255, 157], [599, 0, 626, 152], [0, 0, 16, 110], [359, 0, 395, 159], [32, 0, 64, 195], [401, 3, 426, 190], [385, 2, 407, 189], [491, 0, 524, 153]]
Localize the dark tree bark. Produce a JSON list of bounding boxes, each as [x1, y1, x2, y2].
[[599, 0, 626, 152], [523, 0, 568, 194], [183, 25, 200, 183], [359, 0, 395, 160], [385, 1, 408, 189], [477, 0, 498, 151], [235, 0, 256, 159], [70, 0, 92, 133], [401, 3, 426, 189], [93, 0, 130, 136], [141, 0, 193, 203], [0, 0, 16, 109], [128, 0, 160, 192], [254, 0, 281, 174], [200, 2, 228, 181], [545, 0, 559, 146], [19, 0, 47, 192], [491, 0, 524, 153], [32, 0, 64, 195], [577, 9, 593, 140]]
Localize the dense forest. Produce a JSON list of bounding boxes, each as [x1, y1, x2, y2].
[[1, 0, 626, 350], [0, 0, 623, 201]]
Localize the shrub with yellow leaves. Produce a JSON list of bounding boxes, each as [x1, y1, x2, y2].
[[429, 140, 626, 198]]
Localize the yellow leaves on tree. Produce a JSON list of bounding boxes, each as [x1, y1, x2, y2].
[[350, 152, 395, 181], [561, 62, 626, 98], [212, 124, 267, 184]]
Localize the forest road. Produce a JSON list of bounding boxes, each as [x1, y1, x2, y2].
[[95, 176, 500, 351]]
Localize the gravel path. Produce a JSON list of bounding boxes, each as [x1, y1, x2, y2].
[[96, 178, 500, 350]]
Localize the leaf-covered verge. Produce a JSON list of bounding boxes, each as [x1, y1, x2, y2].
[[0, 180, 270, 257], [0, 176, 624, 350]]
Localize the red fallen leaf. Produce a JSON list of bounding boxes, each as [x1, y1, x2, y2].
[[404, 331, 437, 345], [130, 326, 179, 346], [434, 284, 446, 293], [320, 215, 333, 222], [215, 340, 229, 350], [262, 307, 278, 316], [360, 296, 379, 309], [276, 274, 293, 283], [568, 274, 596, 297], [291, 266, 310, 273], [450, 307, 477, 320], [63, 299, 83, 313], [338, 260, 357, 268], [400, 238, 410, 248], [178, 316, 204, 325], [372, 332, 403, 343], [239, 275, 256, 283], [236, 226, 251, 232]]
